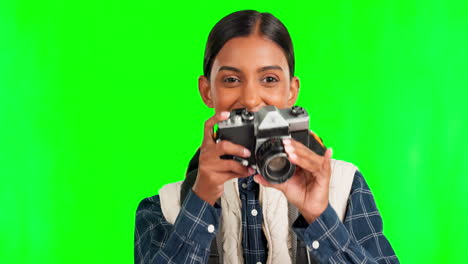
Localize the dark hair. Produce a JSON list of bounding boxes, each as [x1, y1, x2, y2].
[[203, 10, 295, 80]]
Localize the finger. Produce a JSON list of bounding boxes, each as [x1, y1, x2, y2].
[[322, 147, 333, 177], [283, 138, 322, 173], [222, 169, 255, 183], [284, 138, 324, 162], [225, 171, 254, 180], [253, 174, 274, 188], [209, 171, 253, 186], [216, 140, 251, 158], [202, 111, 230, 146], [253, 174, 289, 194], [219, 160, 254, 176], [305, 147, 333, 183]]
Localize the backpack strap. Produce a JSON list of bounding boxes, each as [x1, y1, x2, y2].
[[158, 181, 183, 224], [328, 159, 357, 220]]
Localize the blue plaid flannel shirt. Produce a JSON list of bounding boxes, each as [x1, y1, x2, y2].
[[135, 171, 398, 263]]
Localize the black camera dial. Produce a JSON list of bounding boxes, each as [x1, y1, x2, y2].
[[291, 106, 305, 116], [241, 109, 254, 121]]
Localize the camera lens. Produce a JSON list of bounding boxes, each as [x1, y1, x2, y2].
[[265, 153, 292, 181], [268, 155, 287, 172], [256, 138, 295, 184]]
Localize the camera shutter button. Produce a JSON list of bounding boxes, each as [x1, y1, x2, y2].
[[291, 106, 305, 116], [241, 109, 254, 121]]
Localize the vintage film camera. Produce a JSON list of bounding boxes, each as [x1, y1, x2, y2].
[[217, 105, 318, 184]]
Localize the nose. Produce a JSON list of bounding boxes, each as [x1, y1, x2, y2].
[[239, 81, 262, 111]]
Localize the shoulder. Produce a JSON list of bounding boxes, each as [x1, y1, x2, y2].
[[134, 194, 175, 255], [136, 181, 184, 212], [349, 170, 373, 195], [329, 159, 358, 197], [347, 170, 382, 217], [329, 160, 370, 193], [158, 181, 184, 204], [136, 181, 184, 224], [136, 195, 163, 219], [135, 194, 175, 239], [328, 159, 358, 220]]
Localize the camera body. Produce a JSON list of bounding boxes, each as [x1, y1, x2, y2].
[[217, 105, 314, 184]]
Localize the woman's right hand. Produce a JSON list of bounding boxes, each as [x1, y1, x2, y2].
[[192, 111, 254, 206]]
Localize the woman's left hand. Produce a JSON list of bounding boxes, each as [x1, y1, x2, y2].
[[253, 138, 333, 224]]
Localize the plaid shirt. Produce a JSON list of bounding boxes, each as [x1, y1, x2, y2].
[[238, 175, 267, 263], [135, 170, 398, 263]]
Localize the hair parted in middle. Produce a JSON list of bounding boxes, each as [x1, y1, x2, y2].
[[203, 10, 295, 80]]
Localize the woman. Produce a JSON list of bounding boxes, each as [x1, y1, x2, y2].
[[135, 10, 398, 264]]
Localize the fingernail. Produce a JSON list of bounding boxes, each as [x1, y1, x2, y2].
[[241, 159, 249, 166], [329, 147, 333, 156], [289, 153, 297, 161], [253, 175, 259, 183], [284, 145, 294, 153], [244, 148, 251, 157], [283, 138, 291, 145], [248, 167, 255, 175], [220, 111, 230, 119]]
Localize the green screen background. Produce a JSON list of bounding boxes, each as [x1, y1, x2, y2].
[[1, 0, 467, 263]]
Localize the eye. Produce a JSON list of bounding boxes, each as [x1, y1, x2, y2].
[[223, 77, 240, 83], [262, 76, 279, 83]]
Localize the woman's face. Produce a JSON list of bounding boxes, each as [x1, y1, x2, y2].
[[199, 34, 299, 113]]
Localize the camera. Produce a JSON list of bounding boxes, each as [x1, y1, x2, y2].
[[217, 105, 317, 184]]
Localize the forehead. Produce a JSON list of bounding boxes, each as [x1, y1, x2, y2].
[[212, 35, 289, 73]]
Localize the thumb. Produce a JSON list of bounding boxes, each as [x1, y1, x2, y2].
[[253, 174, 275, 189], [322, 147, 333, 171]]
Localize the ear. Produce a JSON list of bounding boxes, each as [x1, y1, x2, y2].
[[198, 75, 214, 108], [286, 76, 300, 107]]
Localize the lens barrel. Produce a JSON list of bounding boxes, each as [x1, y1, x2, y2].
[[256, 137, 295, 184]]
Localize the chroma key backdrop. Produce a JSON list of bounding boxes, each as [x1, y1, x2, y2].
[[1, 0, 467, 263]]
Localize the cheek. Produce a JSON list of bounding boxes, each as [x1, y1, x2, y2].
[[213, 87, 239, 109], [260, 86, 290, 106]]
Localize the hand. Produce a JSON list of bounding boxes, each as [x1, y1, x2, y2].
[[192, 111, 255, 206], [254, 138, 333, 224]]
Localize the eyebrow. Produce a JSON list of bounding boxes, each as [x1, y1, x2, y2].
[[218, 65, 284, 73], [258, 65, 283, 72], [218, 66, 241, 73]]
